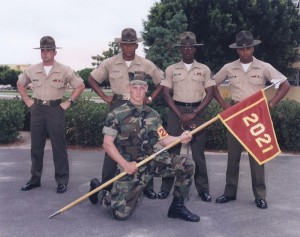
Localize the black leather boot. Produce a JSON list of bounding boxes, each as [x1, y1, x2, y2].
[[89, 178, 101, 204], [167, 198, 200, 222]]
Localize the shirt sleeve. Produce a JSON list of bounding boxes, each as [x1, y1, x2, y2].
[[203, 66, 216, 88], [102, 111, 119, 138], [17, 71, 31, 86], [67, 69, 84, 88], [160, 65, 173, 88], [212, 65, 228, 86], [90, 60, 110, 84], [148, 63, 164, 85]]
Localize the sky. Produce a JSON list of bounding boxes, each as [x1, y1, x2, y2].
[[0, 0, 159, 71]]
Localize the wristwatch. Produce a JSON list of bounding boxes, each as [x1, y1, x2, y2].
[[67, 97, 74, 105]]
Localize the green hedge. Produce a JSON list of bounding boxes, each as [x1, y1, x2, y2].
[[65, 98, 108, 147], [0, 98, 25, 143], [204, 100, 227, 150], [270, 99, 300, 151], [2, 98, 300, 152]]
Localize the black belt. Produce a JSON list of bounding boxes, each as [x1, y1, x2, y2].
[[174, 100, 201, 107], [113, 94, 130, 101], [34, 98, 62, 107]]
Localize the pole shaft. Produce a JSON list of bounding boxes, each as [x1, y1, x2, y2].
[[49, 115, 219, 217]]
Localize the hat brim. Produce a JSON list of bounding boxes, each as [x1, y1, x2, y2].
[[129, 81, 148, 86], [173, 43, 204, 47], [33, 47, 61, 49], [229, 40, 261, 49], [115, 38, 143, 43]]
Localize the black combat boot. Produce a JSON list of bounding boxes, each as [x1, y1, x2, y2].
[[89, 178, 101, 204], [167, 198, 200, 222]]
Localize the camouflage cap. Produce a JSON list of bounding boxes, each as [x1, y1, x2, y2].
[[34, 36, 61, 49], [128, 71, 148, 86]]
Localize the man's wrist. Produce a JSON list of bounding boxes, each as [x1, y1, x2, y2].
[[67, 97, 74, 105]]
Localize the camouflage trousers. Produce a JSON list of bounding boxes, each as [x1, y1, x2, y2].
[[98, 153, 195, 220]]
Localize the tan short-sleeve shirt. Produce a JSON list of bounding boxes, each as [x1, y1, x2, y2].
[[18, 61, 83, 100], [90, 53, 164, 95], [213, 57, 287, 101], [161, 61, 215, 103]]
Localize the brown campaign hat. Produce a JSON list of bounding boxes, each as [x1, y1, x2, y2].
[[34, 36, 61, 49], [229, 30, 261, 49], [128, 71, 148, 86], [115, 28, 143, 44], [173, 31, 204, 47]]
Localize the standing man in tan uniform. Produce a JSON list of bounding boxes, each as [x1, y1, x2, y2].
[[17, 36, 85, 193], [88, 28, 164, 197], [213, 30, 290, 209], [159, 31, 215, 201]]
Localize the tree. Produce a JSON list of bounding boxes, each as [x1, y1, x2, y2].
[[142, 0, 300, 76], [77, 68, 93, 88], [0, 66, 21, 88], [91, 41, 121, 67], [142, 10, 188, 70]]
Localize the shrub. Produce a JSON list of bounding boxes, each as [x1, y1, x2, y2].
[[271, 99, 300, 151], [0, 98, 25, 143], [2, 96, 300, 152], [205, 100, 227, 150], [65, 97, 108, 147]]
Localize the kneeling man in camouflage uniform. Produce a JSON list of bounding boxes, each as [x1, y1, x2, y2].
[[89, 71, 200, 222]]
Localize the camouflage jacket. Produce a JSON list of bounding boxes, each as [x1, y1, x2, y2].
[[103, 101, 164, 162]]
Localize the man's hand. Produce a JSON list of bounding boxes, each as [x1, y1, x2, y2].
[[24, 98, 34, 108], [60, 101, 71, 110], [180, 131, 192, 144], [122, 161, 138, 175], [103, 95, 114, 104], [222, 102, 231, 110], [182, 113, 196, 122], [144, 96, 152, 104]]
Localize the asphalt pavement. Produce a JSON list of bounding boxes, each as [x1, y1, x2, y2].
[[0, 132, 299, 237]]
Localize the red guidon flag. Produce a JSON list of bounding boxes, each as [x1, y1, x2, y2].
[[218, 89, 281, 165]]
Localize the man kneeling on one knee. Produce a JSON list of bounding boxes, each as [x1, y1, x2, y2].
[[89, 71, 200, 222]]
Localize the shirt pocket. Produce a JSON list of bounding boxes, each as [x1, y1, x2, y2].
[[249, 76, 264, 85], [228, 76, 240, 85], [31, 80, 42, 88], [173, 74, 185, 83], [120, 124, 138, 140], [50, 79, 65, 89], [191, 74, 205, 90], [110, 71, 123, 82]]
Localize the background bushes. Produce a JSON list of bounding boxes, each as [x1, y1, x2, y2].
[[65, 98, 108, 147], [270, 99, 300, 151], [204, 101, 227, 150], [1, 98, 300, 152], [0, 98, 25, 143]]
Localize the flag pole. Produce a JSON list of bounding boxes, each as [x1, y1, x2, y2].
[[48, 115, 219, 219], [264, 78, 287, 91]]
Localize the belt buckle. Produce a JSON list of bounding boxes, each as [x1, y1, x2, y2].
[[186, 103, 192, 108]]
